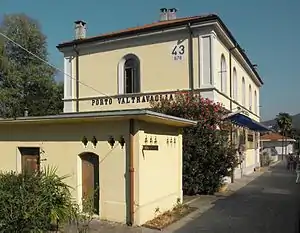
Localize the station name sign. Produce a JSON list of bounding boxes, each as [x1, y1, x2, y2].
[[91, 93, 175, 106]]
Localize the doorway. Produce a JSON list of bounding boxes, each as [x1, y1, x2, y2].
[[80, 152, 100, 215], [19, 147, 40, 174]]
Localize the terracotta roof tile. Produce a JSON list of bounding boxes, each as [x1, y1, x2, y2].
[[57, 15, 213, 47], [261, 133, 293, 141], [56, 13, 263, 85]]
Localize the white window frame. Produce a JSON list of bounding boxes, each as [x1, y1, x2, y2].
[[242, 77, 246, 106], [249, 84, 252, 111], [220, 54, 227, 93], [254, 90, 257, 114], [117, 54, 141, 94], [232, 67, 237, 100]]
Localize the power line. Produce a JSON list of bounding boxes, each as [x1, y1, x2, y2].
[[0, 31, 145, 111], [0, 31, 112, 97]]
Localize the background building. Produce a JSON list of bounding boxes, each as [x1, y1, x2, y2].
[[261, 132, 296, 156]]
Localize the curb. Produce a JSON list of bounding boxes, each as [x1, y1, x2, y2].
[[270, 160, 281, 167], [184, 196, 202, 205]]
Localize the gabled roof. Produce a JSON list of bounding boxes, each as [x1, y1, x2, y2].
[[261, 133, 295, 142], [56, 14, 263, 85]]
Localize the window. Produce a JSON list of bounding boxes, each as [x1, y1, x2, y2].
[[118, 54, 140, 94], [232, 68, 237, 100], [247, 132, 255, 149], [19, 147, 40, 174], [220, 54, 227, 93], [254, 90, 258, 114], [249, 84, 252, 110], [242, 77, 246, 106]]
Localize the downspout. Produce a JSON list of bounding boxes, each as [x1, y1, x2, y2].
[[229, 50, 232, 112], [128, 119, 135, 225], [73, 44, 80, 112], [187, 23, 194, 91], [229, 46, 236, 183]]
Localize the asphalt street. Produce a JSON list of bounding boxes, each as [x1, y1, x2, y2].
[[65, 161, 300, 233], [174, 161, 300, 233]]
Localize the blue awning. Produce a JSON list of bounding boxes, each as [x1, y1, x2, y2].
[[224, 113, 270, 132]]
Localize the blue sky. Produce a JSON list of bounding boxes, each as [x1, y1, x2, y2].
[[0, 0, 299, 120]]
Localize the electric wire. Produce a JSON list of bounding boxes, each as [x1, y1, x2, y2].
[[0, 31, 146, 110]]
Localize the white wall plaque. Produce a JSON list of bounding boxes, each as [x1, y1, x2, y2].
[[171, 44, 185, 61]]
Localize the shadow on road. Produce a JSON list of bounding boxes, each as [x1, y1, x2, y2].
[[173, 163, 300, 233]]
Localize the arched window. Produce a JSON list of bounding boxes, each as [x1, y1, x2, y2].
[[118, 54, 141, 94], [242, 77, 246, 106], [232, 67, 237, 100], [249, 84, 252, 110], [254, 90, 257, 114], [220, 54, 227, 93]]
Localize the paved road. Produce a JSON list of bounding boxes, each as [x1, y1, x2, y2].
[[173, 161, 300, 233], [68, 161, 300, 232]]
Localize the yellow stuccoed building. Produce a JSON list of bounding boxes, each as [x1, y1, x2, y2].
[[0, 110, 197, 226], [0, 10, 270, 226], [57, 10, 268, 180]]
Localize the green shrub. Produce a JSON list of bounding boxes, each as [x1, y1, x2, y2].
[[151, 91, 238, 195], [0, 166, 73, 232]]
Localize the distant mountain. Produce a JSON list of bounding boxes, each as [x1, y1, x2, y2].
[[262, 113, 300, 129]]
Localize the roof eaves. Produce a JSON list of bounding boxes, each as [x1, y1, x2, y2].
[[214, 16, 263, 85], [56, 14, 218, 49], [56, 14, 263, 84], [0, 109, 197, 127]]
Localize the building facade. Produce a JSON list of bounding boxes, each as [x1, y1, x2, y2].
[[57, 11, 265, 177], [0, 110, 196, 225], [261, 132, 296, 155]]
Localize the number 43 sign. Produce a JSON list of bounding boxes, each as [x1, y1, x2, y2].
[[171, 44, 185, 61]]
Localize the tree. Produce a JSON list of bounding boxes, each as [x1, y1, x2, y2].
[[276, 112, 293, 158], [0, 13, 63, 118], [151, 91, 238, 195]]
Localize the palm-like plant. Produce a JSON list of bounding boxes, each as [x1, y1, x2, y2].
[[40, 166, 74, 227], [276, 112, 293, 158], [0, 166, 74, 232]]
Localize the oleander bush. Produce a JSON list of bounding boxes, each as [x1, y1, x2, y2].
[[151, 91, 238, 194]]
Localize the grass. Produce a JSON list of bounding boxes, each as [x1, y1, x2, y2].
[[143, 204, 197, 230]]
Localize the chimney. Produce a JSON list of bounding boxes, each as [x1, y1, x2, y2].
[[168, 8, 177, 20], [74, 20, 87, 40], [159, 8, 168, 21]]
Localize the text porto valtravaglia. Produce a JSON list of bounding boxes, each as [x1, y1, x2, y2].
[[91, 93, 174, 106]]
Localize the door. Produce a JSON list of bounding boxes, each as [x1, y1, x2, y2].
[[81, 153, 99, 214], [22, 155, 39, 173], [19, 147, 40, 174]]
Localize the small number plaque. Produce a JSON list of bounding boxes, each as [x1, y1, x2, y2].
[[142, 145, 159, 151]]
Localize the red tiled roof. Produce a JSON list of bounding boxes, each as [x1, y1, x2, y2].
[[56, 14, 263, 85], [261, 133, 293, 141], [57, 14, 214, 48]]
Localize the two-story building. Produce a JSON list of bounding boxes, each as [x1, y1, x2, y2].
[[57, 9, 268, 179]]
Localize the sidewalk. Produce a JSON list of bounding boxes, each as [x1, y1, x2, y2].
[[169, 161, 300, 233], [70, 162, 291, 233], [167, 167, 266, 232]]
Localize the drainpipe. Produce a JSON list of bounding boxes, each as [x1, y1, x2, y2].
[[128, 119, 135, 225], [73, 44, 80, 112], [229, 46, 237, 183], [187, 23, 194, 91], [229, 51, 232, 112]]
